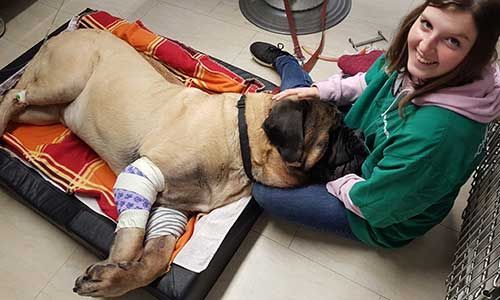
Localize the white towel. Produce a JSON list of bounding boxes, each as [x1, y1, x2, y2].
[[173, 196, 251, 272]]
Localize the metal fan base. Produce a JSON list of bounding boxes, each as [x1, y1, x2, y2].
[[239, 0, 352, 35]]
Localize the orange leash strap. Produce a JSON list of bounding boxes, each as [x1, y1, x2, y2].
[[283, 0, 329, 72], [283, 0, 305, 64]]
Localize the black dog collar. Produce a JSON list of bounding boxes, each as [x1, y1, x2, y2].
[[237, 94, 255, 182]]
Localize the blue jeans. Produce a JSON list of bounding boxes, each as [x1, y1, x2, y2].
[[275, 54, 313, 90], [252, 184, 357, 240], [253, 54, 358, 240]]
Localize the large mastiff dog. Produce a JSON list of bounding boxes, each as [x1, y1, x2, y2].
[[0, 29, 363, 297]]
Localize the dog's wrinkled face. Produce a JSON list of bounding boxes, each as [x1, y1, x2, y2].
[[263, 99, 368, 183]]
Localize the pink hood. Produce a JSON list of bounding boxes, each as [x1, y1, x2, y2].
[[412, 63, 500, 123]]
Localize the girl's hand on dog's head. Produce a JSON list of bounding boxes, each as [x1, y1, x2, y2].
[[272, 87, 320, 102]]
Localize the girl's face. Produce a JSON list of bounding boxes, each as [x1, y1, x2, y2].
[[407, 6, 477, 81]]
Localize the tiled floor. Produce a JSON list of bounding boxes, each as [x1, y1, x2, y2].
[[0, 0, 469, 299]]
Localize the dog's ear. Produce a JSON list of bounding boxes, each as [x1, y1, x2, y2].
[[263, 100, 308, 165]]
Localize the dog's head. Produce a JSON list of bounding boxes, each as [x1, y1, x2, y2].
[[308, 124, 368, 182], [263, 99, 367, 184]]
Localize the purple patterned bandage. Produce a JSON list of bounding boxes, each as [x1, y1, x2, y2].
[[114, 165, 151, 214], [114, 188, 152, 214], [124, 165, 145, 176], [114, 157, 165, 230]]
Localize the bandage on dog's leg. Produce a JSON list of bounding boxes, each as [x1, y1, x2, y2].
[[0, 89, 29, 135], [145, 207, 188, 241], [15, 90, 27, 103], [74, 158, 166, 296], [114, 157, 165, 230]]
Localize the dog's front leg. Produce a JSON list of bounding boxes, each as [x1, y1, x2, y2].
[[108, 227, 145, 262], [73, 234, 177, 297], [73, 156, 185, 297]]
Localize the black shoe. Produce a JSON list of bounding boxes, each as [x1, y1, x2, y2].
[[250, 42, 291, 67]]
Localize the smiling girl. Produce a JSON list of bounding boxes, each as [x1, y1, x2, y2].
[[249, 0, 500, 248]]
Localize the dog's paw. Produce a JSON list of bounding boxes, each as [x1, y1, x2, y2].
[[73, 261, 139, 297]]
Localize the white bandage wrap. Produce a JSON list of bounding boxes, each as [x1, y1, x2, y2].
[[15, 90, 26, 103], [145, 207, 188, 241], [115, 157, 165, 230], [116, 210, 150, 230]]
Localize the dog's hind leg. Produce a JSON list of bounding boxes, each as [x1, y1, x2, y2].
[[0, 71, 87, 135], [12, 105, 64, 125], [0, 37, 97, 135]]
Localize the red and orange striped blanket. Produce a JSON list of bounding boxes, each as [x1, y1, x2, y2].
[[1, 11, 265, 260]]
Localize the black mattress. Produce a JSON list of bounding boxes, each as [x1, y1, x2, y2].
[[0, 11, 276, 300]]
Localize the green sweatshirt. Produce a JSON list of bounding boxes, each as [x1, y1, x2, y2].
[[343, 57, 487, 248]]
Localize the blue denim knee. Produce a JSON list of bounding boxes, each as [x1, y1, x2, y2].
[[274, 55, 313, 91], [252, 183, 358, 240]]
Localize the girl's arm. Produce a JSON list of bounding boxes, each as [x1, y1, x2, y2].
[[271, 72, 367, 103], [313, 72, 367, 105]]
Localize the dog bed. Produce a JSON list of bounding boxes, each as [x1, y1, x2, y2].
[[0, 10, 277, 300]]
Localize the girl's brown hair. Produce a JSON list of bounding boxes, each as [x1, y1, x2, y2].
[[385, 0, 500, 114]]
